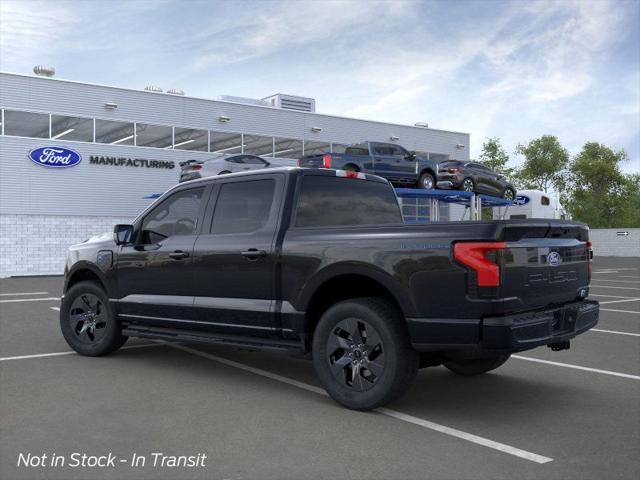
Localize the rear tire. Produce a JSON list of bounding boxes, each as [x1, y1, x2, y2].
[[418, 172, 435, 189], [312, 298, 418, 411], [461, 177, 475, 192], [503, 187, 515, 200], [60, 281, 127, 356], [443, 354, 510, 376]]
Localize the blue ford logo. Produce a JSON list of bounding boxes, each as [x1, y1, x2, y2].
[[514, 195, 530, 206], [28, 146, 82, 168], [547, 251, 562, 267]]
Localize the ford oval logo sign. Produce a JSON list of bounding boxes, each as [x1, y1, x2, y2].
[[28, 146, 82, 168], [547, 251, 562, 267], [514, 195, 530, 206]]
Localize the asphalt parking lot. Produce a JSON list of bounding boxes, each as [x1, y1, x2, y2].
[[1, 257, 639, 480]]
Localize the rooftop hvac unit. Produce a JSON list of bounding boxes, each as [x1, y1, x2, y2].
[[167, 88, 185, 95], [144, 85, 163, 93], [262, 94, 316, 113], [216, 95, 270, 107]]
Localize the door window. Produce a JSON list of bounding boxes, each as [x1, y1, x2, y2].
[[211, 179, 276, 234], [141, 187, 205, 243], [388, 145, 409, 157]]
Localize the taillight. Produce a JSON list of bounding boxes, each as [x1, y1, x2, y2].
[[296, 158, 301, 167], [322, 154, 332, 169], [586, 240, 593, 281], [454, 241, 507, 287], [448, 167, 460, 173]]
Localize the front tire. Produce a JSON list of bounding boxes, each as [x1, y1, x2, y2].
[[312, 298, 418, 411], [60, 281, 127, 356], [418, 172, 435, 189], [443, 354, 510, 376]]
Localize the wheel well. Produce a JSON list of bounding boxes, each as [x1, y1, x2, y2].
[[304, 274, 402, 337], [66, 269, 105, 293], [419, 168, 435, 178]]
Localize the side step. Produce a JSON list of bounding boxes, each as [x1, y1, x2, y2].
[[122, 324, 305, 354]]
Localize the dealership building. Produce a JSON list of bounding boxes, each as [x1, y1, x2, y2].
[[0, 70, 470, 276]]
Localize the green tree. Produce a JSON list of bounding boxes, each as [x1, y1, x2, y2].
[[515, 135, 569, 193], [479, 137, 513, 177], [565, 142, 635, 227]]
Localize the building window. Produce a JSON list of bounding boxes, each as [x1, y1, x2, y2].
[[135, 123, 173, 149], [173, 127, 208, 151], [51, 115, 94, 142], [273, 137, 303, 158], [210, 131, 243, 154], [3, 110, 49, 138], [303, 140, 330, 156], [95, 119, 135, 145], [244, 134, 274, 157]]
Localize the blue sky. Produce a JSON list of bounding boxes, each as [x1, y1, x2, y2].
[[1, 0, 638, 172]]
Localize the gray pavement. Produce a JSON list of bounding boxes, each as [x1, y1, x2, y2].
[[1, 257, 639, 479]]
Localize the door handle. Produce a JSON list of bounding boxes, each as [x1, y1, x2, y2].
[[241, 249, 267, 260], [169, 250, 189, 260]]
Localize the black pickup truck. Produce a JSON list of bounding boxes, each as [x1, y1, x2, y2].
[[299, 141, 443, 189], [60, 168, 598, 410]]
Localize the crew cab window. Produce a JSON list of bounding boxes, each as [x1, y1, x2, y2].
[[295, 176, 402, 228], [211, 179, 275, 234], [373, 145, 394, 155], [388, 145, 409, 157], [345, 143, 369, 155], [141, 187, 204, 243]]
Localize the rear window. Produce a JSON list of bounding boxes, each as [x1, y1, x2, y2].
[[295, 176, 401, 228]]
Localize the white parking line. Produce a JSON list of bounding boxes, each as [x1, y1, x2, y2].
[[601, 308, 640, 314], [512, 356, 640, 380], [0, 343, 162, 362], [619, 275, 640, 279], [590, 279, 640, 284], [589, 294, 636, 300], [0, 297, 59, 304], [590, 328, 640, 337], [169, 343, 553, 464], [590, 294, 636, 299], [590, 285, 640, 291], [0, 291, 49, 296], [599, 298, 640, 305], [51, 307, 60, 312]]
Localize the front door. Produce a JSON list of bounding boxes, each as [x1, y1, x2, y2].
[[115, 185, 209, 322], [372, 143, 414, 182], [191, 174, 285, 336]]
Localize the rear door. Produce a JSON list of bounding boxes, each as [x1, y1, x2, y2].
[[371, 143, 397, 179], [190, 173, 286, 336]]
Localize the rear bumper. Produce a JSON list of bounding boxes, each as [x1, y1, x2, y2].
[[408, 300, 599, 352]]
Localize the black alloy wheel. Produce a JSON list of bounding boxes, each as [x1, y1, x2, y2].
[[60, 281, 127, 356], [312, 298, 418, 410], [326, 318, 385, 392], [68, 293, 108, 344]]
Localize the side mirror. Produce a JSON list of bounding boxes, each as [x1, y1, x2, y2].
[[405, 151, 416, 161], [114, 224, 134, 245]]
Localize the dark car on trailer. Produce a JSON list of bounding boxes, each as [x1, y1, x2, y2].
[[299, 141, 443, 189], [59, 167, 597, 411], [438, 160, 516, 199]]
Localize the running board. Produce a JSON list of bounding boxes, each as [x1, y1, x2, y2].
[[122, 324, 305, 353]]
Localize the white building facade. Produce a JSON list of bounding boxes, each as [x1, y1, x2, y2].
[[0, 72, 470, 276]]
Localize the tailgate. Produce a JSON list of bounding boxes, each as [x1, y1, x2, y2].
[[299, 153, 343, 168], [500, 222, 591, 312]]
